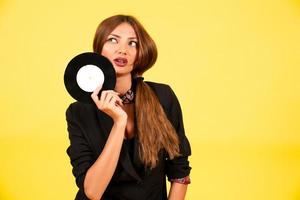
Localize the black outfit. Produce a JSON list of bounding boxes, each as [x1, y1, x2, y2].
[[66, 79, 192, 200]]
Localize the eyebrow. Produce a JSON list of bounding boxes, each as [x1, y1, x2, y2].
[[109, 34, 137, 40]]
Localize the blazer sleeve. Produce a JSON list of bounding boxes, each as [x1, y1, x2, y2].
[[165, 86, 192, 181], [66, 103, 94, 192]]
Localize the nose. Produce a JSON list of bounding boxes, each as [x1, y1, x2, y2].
[[116, 42, 128, 55], [117, 48, 127, 55]]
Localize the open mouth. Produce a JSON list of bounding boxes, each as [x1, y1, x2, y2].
[[113, 57, 128, 67]]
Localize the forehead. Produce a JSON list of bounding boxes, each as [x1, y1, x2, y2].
[[110, 23, 137, 38]]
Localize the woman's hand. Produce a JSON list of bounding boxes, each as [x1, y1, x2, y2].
[[91, 86, 127, 123]]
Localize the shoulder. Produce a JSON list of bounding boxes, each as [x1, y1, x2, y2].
[[66, 101, 92, 113], [66, 101, 96, 120], [144, 81, 178, 110], [145, 81, 173, 97]]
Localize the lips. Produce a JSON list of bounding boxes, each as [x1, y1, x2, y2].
[[113, 57, 128, 67]]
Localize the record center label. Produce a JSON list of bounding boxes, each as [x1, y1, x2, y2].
[[76, 64, 104, 92]]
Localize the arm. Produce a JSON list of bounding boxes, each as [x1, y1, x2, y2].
[[168, 182, 188, 200], [84, 89, 127, 200], [66, 104, 127, 200], [66, 89, 127, 200], [84, 120, 126, 200], [165, 85, 192, 200]]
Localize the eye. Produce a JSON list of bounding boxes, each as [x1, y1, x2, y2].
[[129, 41, 138, 47], [107, 37, 117, 43]]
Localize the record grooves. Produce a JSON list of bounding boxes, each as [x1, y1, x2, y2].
[[64, 52, 116, 104]]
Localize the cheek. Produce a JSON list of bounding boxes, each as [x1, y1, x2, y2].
[[101, 44, 114, 58], [101, 46, 109, 57], [129, 49, 137, 63]]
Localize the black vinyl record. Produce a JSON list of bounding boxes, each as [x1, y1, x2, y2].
[[64, 52, 116, 104]]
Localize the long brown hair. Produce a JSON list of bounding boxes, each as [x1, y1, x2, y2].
[[93, 15, 180, 168]]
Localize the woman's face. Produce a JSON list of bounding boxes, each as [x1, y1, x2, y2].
[[101, 23, 138, 77]]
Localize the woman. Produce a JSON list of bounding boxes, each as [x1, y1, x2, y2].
[[66, 14, 191, 200]]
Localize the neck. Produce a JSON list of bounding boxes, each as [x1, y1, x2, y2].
[[114, 73, 132, 95]]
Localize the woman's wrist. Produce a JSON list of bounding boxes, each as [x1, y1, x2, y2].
[[113, 117, 127, 128]]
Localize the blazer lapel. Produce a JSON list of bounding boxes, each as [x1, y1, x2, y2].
[[119, 142, 142, 182], [96, 109, 142, 182], [133, 136, 151, 178]]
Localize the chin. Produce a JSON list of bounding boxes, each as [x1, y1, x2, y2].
[[115, 70, 132, 77], [115, 67, 133, 75]]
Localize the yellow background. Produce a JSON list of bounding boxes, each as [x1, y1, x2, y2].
[[0, 0, 300, 199]]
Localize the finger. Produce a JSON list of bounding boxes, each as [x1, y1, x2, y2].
[[115, 96, 124, 106], [109, 96, 124, 110], [113, 93, 123, 104], [94, 85, 102, 94], [103, 96, 118, 112], [91, 91, 100, 104], [109, 95, 122, 107], [98, 90, 109, 108], [99, 90, 107, 102], [91, 85, 102, 101], [109, 96, 117, 106], [101, 91, 121, 108], [107, 90, 120, 96], [103, 92, 114, 107], [104, 93, 123, 109]]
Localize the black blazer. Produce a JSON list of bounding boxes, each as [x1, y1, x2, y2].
[[66, 81, 192, 200]]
